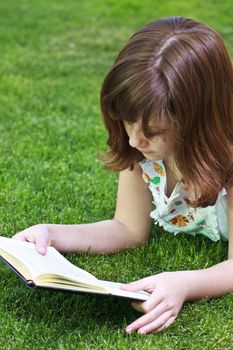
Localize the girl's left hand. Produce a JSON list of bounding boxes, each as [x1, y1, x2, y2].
[[121, 271, 189, 334]]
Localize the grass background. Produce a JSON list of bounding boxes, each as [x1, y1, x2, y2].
[[0, 0, 232, 349]]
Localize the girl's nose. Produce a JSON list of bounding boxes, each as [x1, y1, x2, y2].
[[128, 129, 148, 149]]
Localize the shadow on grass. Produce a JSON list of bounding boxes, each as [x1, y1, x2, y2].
[[0, 273, 141, 335]]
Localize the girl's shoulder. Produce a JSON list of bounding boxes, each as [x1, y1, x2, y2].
[[139, 159, 165, 182]]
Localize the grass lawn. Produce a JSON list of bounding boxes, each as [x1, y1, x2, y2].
[[0, 0, 232, 349]]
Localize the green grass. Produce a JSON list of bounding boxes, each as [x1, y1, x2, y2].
[[0, 0, 232, 348]]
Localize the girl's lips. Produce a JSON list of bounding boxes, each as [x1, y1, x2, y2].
[[138, 148, 150, 152], [139, 150, 153, 153]]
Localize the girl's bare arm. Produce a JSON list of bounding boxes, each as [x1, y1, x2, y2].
[[176, 186, 233, 300], [160, 188, 233, 300], [13, 163, 153, 254], [119, 189, 233, 336]]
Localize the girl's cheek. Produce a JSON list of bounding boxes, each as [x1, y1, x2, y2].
[[161, 134, 169, 143]]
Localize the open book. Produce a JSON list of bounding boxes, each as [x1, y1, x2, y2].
[[0, 236, 149, 301]]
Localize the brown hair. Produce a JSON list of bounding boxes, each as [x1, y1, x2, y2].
[[100, 16, 233, 207]]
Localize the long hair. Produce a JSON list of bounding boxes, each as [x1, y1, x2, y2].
[[100, 16, 233, 207]]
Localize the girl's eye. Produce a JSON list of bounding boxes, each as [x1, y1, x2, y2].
[[123, 121, 134, 127], [148, 126, 167, 134], [147, 130, 165, 138]]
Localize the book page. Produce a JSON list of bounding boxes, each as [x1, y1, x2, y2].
[[0, 237, 98, 283], [0, 237, 150, 300], [98, 280, 150, 301]]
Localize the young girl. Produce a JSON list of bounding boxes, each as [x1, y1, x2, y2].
[[13, 16, 233, 335]]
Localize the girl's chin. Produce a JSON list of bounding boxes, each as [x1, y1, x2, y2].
[[143, 153, 161, 160]]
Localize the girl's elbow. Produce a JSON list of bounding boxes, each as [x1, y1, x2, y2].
[[131, 232, 150, 247]]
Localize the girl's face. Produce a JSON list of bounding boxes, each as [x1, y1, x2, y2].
[[123, 117, 175, 162]]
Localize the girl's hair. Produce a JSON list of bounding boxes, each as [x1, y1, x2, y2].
[[100, 16, 233, 207]]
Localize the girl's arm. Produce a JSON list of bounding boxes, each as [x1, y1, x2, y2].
[[121, 188, 233, 334], [182, 185, 233, 300], [13, 164, 153, 254]]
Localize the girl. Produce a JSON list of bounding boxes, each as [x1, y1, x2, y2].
[[13, 16, 233, 335]]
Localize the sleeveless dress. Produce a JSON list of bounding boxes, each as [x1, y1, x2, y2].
[[139, 159, 228, 241]]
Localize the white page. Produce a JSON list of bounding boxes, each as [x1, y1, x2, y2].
[[98, 280, 150, 300], [0, 237, 150, 300], [0, 237, 98, 283]]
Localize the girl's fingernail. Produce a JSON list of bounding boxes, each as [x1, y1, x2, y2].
[[125, 327, 133, 333], [39, 247, 46, 254], [138, 329, 146, 335]]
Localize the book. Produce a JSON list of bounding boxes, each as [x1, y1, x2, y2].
[[0, 236, 150, 301]]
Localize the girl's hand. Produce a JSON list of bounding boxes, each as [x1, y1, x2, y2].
[[12, 224, 52, 255], [121, 271, 189, 334]]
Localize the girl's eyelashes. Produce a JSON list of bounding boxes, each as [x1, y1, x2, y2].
[[124, 120, 135, 126], [147, 129, 167, 137], [123, 120, 168, 138], [123, 121, 166, 132]]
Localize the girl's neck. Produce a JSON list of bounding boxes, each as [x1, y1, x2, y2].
[[163, 157, 181, 182]]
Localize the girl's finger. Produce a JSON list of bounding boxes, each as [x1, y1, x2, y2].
[[35, 235, 49, 255], [12, 231, 48, 255], [25, 234, 35, 243], [12, 232, 25, 240], [140, 289, 168, 313], [153, 315, 176, 333], [131, 288, 165, 314], [131, 301, 144, 312], [126, 299, 168, 333], [131, 291, 162, 313], [121, 276, 154, 292], [137, 310, 173, 335]]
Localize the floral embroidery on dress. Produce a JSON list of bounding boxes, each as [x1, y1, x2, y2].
[[142, 172, 150, 183], [154, 163, 165, 176], [187, 212, 194, 221], [170, 215, 189, 227], [151, 176, 160, 185], [196, 219, 206, 227]]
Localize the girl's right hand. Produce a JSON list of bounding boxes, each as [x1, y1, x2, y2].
[[12, 224, 52, 255]]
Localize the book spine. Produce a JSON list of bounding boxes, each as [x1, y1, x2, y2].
[[27, 280, 36, 287], [0, 255, 36, 288]]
